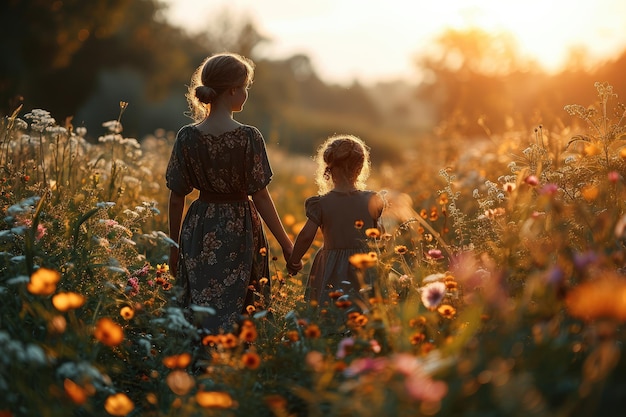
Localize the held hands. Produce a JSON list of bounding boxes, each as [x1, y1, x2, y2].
[[287, 260, 303, 275], [283, 244, 303, 275]]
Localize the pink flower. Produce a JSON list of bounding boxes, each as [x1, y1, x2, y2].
[[427, 249, 443, 260], [35, 224, 46, 240], [539, 183, 558, 195], [343, 357, 387, 377], [524, 175, 539, 186], [608, 171, 620, 183], [405, 372, 448, 402], [336, 337, 355, 359]]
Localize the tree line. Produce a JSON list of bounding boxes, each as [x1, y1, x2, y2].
[[2, 0, 625, 161]]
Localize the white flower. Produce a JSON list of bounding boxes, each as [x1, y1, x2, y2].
[[420, 281, 447, 309]]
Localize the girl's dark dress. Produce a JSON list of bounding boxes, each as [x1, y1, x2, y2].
[[304, 190, 382, 305], [166, 124, 271, 333]]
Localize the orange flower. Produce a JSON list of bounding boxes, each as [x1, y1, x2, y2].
[[334, 299, 353, 309], [48, 315, 67, 334], [52, 292, 85, 312], [437, 304, 456, 319], [581, 184, 599, 202], [264, 394, 288, 412], [120, 306, 134, 320], [163, 352, 192, 369], [242, 351, 261, 369], [566, 276, 626, 321], [239, 326, 258, 343], [349, 252, 378, 269], [202, 334, 219, 346], [394, 245, 408, 255], [365, 228, 380, 238], [220, 333, 239, 349], [94, 317, 124, 347], [196, 391, 236, 409], [285, 330, 300, 342], [166, 370, 195, 396], [104, 393, 134, 416], [304, 324, 321, 338], [64, 378, 88, 405], [410, 332, 426, 345], [354, 220, 364, 229], [27, 268, 60, 295], [327, 289, 344, 299]]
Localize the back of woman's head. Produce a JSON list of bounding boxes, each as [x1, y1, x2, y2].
[[186, 52, 255, 121], [315, 134, 371, 195]]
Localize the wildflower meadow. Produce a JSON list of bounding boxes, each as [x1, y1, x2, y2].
[[1, 82, 626, 416]]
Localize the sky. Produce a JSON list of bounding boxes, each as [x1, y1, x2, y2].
[[163, 0, 626, 86]]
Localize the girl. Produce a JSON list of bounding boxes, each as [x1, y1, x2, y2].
[[166, 52, 299, 333], [287, 134, 384, 305]]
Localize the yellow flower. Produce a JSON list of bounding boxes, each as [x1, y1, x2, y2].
[[104, 393, 134, 416], [120, 306, 134, 320], [584, 143, 601, 156], [27, 268, 60, 295], [52, 292, 85, 312], [365, 228, 380, 238], [354, 219, 364, 229]]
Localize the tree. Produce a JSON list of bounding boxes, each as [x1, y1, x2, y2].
[[0, 0, 199, 122]]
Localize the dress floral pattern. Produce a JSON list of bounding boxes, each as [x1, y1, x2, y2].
[[304, 190, 383, 306], [166, 124, 272, 333]]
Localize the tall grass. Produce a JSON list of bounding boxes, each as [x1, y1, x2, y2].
[[1, 82, 625, 417]]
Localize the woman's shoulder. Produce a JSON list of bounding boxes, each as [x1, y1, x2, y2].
[[175, 124, 198, 140]]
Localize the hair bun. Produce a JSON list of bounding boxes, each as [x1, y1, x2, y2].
[[195, 85, 218, 104]]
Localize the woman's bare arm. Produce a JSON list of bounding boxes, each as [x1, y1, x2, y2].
[[168, 191, 186, 277]]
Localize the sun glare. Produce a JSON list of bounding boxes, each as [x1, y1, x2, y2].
[[164, 0, 626, 82]]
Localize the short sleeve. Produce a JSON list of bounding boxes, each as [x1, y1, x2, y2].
[[165, 127, 193, 195], [369, 191, 385, 219], [244, 126, 273, 194], [304, 196, 322, 226]]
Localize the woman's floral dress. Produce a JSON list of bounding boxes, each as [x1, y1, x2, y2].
[[166, 124, 271, 333]]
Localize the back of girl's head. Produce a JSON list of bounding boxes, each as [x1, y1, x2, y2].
[[186, 52, 255, 121], [314, 134, 371, 195]]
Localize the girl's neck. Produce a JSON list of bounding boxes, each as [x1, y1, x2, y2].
[[332, 184, 357, 193]]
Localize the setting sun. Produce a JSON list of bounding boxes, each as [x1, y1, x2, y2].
[[164, 0, 626, 84]]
